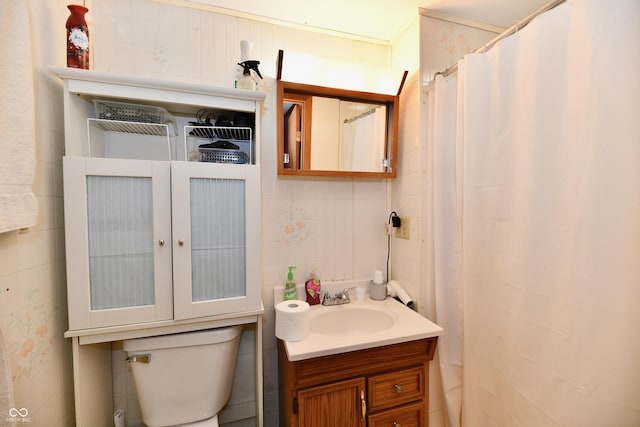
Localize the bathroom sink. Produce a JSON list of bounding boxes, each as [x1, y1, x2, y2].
[[277, 280, 443, 361], [310, 306, 395, 335]]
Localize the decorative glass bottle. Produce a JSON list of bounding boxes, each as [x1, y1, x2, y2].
[[66, 4, 89, 69]]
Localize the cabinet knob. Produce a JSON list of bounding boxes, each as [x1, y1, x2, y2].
[[178, 239, 184, 246], [393, 422, 402, 427], [158, 239, 165, 246], [394, 384, 403, 394]]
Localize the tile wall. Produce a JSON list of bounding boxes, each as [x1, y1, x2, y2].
[[0, 1, 75, 426], [0, 1, 483, 426], [390, 19, 449, 426], [89, 0, 392, 425]]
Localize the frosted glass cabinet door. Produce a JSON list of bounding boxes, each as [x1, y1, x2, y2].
[[63, 157, 173, 330], [171, 162, 261, 320]]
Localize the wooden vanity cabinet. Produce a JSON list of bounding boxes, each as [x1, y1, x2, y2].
[[297, 377, 366, 426], [278, 337, 438, 427]]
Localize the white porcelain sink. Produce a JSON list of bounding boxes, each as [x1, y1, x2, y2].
[[310, 305, 395, 335], [278, 281, 443, 361]]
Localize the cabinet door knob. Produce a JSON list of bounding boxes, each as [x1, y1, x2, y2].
[[178, 239, 184, 246], [394, 384, 403, 393], [393, 422, 402, 427], [158, 239, 165, 246]]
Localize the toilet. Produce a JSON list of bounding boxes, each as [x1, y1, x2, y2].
[[123, 325, 243, 427]]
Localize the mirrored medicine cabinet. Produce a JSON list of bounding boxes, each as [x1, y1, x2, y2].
[[276, 50, 407, 178]]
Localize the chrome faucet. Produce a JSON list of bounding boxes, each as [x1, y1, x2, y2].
[[322, 287, 354, 305], [334, 288, 353, 305], [321, 291, 333, 306]]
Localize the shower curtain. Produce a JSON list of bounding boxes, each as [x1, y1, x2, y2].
[[427, 0, 640, 426], [343, 108, 386, 171]]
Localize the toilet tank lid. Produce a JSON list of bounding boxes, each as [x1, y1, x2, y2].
[[123, 325, 243, 352]]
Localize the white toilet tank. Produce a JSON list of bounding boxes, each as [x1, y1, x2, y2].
[[123, 325, 243, 427]]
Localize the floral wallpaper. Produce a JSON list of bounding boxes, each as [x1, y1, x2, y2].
[[278, 205, 312, 247], [6, 301, 57, 382], [439, 21, 474, 58], [421, 14, 501, 83]]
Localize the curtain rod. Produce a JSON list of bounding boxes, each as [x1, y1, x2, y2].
[[344, 107, 378, 124], [434, 0, 567, 79]]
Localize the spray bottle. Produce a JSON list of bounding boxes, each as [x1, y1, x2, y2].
[[235, 40, 263, 90], [236, 60, 263, 90]]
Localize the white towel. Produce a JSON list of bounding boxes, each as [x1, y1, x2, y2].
[[0, 328, 15, 427], [0, 0, 38, 233]]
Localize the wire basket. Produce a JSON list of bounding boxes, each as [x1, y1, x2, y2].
[[213, 126, 252, 140], [199, 147, 249, 164], [93, 100, 177, 135]]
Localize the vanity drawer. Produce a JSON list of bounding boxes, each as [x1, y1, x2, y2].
[[368, 365, 426, 412], [367, 400, 425, 427]]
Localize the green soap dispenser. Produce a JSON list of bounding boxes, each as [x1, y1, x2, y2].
[[283, 266, 297, 301]]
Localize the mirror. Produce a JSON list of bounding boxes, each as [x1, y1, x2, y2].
[[276, 50, 407, 178], [283, 93, 388, 170], [277, 72, 406, 177]]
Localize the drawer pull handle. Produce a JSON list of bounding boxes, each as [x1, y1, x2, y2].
[[394, 384, 403, 393], [360, 390, 367, 421]]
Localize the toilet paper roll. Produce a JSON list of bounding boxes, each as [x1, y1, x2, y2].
[[275, 300, 310, 342]]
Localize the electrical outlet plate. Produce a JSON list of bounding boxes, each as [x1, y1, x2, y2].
[[396, 217, 410, 239]]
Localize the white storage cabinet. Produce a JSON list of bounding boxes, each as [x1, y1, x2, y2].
[[54, 67, 265, 331], [53, 67, 266, 427], [64, 157, 260, 329]]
